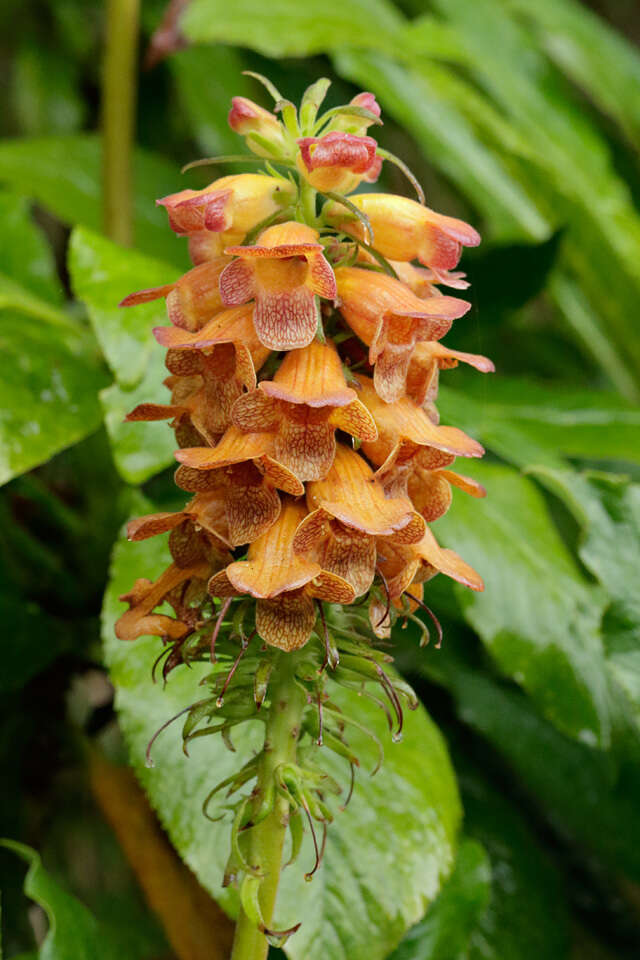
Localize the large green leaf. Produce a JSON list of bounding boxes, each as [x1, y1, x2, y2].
[[2, 841, 136, 960], [438, 378, 640, 470], [433, 460, 610, 747], [0, 310, 106, 486], [0, 135, 190, 267], [507, 0, 640, 146], [460, 763, 570, 960], [424, 659, 640, 884], [68, 227, 178, 483], [389, 838, 491, 960], [0, 191, 63, 305], [530, 468, 640, 737], [102, 497, 462, 960], [182, 0, 403, 57], [170, 46, 252, 157]]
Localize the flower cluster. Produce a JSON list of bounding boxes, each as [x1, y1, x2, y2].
[[117, 80, 491, 658], [114, 77, 492, 918]]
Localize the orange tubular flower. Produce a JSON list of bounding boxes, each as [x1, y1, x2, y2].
[[356, 375, 485, 521], [119, 258, 229, 331], [157, 173, 296, 257], [219, 221, 337, 350], [208, 500, 355, 651], [335, 265, 471, 401], [324, 193, 481, 271], [296, 132, 381, 193], [126, 305, 270, 443], [332, 92, 381, 136], [231, 340, 377, 481], [173, 425, 304, 546], [293, 443, 425, 597], [115, 561, 211, 642]]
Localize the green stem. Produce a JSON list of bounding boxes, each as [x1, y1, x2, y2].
[[102, 0, 140, 245], [230, 654, 306, 960], [299, 180, 318, 228]]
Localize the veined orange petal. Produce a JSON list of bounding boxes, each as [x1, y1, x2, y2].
[[274, 406, 336, 482], [306, 443, 421, 537], [256, 592, 317, 651], [127, 512, 186, 541], [222, 501, 321, 598], [175, 426, 273, 470], [115, 562, 209, 641], [154, 304, 270, 375], [125, 402, 187, 422], [329, 398, 378, 442], [413, 528, 484, 591], [231, 391, 280, 433], [224, 475, 282, 546], [254, 283, 319, 351], [358, 376, 484, 461], [259, 341, 355, 407], [294, 512, 376, 598]]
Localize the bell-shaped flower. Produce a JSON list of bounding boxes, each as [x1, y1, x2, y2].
[[173, 425, 304, 546], [208, 500, 355, 651], [119, 257, 229, 332], [357, 375, 484, 520], [335, 266, 470, 401], [157, 174, 296, 253], [126, 306, 269, 443], [219, 221, 337, 350], [293, 443, 425, 597], [126, 491, 233, 557], [231, 340, 376, 481], [324, 193, 480, 271], [296, 132, 381, 193]]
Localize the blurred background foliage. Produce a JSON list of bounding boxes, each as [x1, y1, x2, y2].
[[1, 0, 640, 957]]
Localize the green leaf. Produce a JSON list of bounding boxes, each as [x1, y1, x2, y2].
[[507, 0, 640, 146], [459, 762, 570, 960], [434, 460, 610, 746], [439, 379, 640, 470], [0, 135, 190, 267], [182, 0, 404, 58], [427, 660, 640, 884], [102, 498, 462, 960], [529, 468, 640, 737], [0, 310, 106, 486], [0, 593, 76, 693], [170, 46, 252, 157], [0, 191, 63, 305], [68, 227, 179, 483], [11, 43, 86, 136], [419, 0, 640, 397], [2, 840, 132, 960], [389, 838, 491, 960]]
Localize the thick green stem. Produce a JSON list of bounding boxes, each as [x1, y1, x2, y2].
[[230, 654, 306, 960], [102, 0, 140, 245]]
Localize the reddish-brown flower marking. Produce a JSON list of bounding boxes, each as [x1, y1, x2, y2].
[[231, 340, 376, 481], [293, 443, 425, 597], [335, 266, 471, 402], [228, 97, 289, 157], [174, 426, 304, 546], [325, 193, 480, 271], [208, 500, 355, 651], [126, 306, 270, 443], [220, 221, 337, 350]]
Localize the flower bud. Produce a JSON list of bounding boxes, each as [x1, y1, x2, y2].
[[331, 92, 382, 137], [228, 97, 289, 158], [296, 132, 381, 194]]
